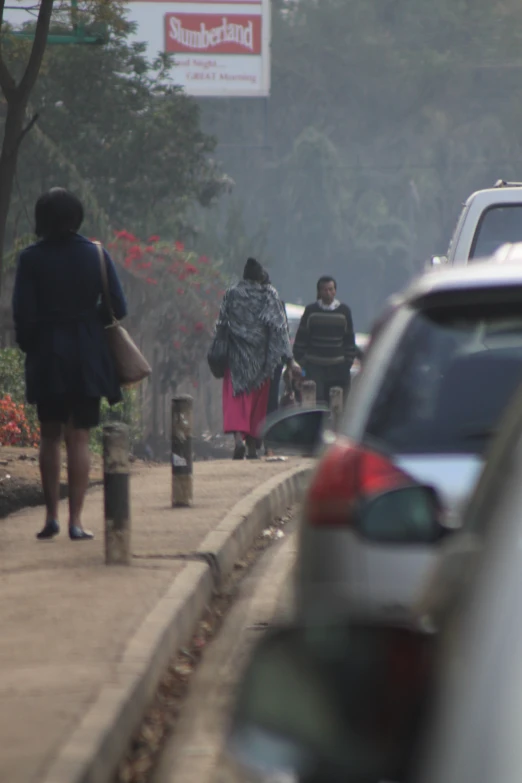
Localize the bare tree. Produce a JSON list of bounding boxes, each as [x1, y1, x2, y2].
[[0, 0, 54, 292]]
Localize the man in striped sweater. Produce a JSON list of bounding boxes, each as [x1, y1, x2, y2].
[[293, 276, 356, 404]]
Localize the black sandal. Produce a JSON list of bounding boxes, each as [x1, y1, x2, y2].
[[69, 526, 94, 541], [233, 443, 246, 460], [36, 520, 60, 540]]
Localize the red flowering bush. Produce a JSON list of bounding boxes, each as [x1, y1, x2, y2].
[[107, 233, 227, 392], [0, 395, 39, 447]]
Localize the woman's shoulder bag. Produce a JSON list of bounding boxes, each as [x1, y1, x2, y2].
[[96, 242, 152, 387]]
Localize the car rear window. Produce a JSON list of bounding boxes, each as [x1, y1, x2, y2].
[[364, 300, 522, 455]]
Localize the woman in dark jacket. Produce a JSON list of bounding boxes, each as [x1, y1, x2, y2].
[[12, 188, 127, 541]]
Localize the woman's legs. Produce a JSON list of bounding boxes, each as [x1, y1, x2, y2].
[[246, 379, 271, 459], [223, 370, 248, 459], [38, 421, 63, 537], [64, 421, 91, 531], [36, 398, 97, 539]]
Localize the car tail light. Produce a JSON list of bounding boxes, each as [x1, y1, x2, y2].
[[306, 438, 411, 528]]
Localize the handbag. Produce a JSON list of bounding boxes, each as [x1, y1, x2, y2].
[[96, 242, 152, 387], [207, 321, 229, 379]]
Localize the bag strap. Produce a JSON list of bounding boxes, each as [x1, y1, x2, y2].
[[95, 241, 117, 325]]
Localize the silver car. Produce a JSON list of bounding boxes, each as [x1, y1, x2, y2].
[[419, 381, 522, 783], [285, 262, 522, 618]]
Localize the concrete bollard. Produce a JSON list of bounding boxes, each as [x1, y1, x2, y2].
[[172, 395, 193, 507], [329, 386, 344, 431], [301, 380, 317, 407], [103, 422, 131, 565]]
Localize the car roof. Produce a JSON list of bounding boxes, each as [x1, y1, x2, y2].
[[402, 260, 522, 305]]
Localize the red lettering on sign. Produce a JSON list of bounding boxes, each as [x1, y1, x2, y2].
[[165, 13, 262, 55]]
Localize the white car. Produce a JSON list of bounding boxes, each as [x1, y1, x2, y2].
[[265, 261, 522, 620]]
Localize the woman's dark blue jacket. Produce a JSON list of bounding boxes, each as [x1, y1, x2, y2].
[[12, 234, 127, 405]]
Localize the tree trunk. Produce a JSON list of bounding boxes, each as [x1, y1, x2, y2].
[[0, 0, 55, 295], [0, 100, 28, 292]]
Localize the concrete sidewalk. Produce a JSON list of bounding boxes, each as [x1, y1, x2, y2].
[[0, 458, 311, 783]]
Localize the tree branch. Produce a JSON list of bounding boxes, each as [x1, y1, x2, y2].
[[19, 0, 54, 99], [15, 111, 39, 151], [0, 0, 17, 100]]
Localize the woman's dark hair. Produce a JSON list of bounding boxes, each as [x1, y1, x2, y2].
[[243, 257, 266, 283], [316, 275, 337, 294], [35, 187, 84, 239]]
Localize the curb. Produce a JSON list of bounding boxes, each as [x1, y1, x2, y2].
[[38, 462, 313, 783]]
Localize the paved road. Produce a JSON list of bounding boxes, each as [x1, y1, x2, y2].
[[152, 523, 298, 783]]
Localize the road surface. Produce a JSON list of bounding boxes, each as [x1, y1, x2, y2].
[[152, 524, 297, 783]]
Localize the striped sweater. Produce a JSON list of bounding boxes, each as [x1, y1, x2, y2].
[[293, 301, 356, 367]]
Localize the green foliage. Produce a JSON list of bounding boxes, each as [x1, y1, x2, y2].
[[90, 389, 141, 454], [0, 347, 26, 402], [2, 8, 230, 245]]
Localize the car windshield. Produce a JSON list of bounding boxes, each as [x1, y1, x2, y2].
[[470, 205, 522, 260], [364, 299, 522, 455]]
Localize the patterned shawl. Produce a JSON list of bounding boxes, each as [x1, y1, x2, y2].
[[217, 279, 292, 395]]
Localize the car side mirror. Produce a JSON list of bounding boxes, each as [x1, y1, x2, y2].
[[357, 485, 448, 544], [261, 406, 330, 456], [428, 255, 448, 268], [227, 620, 435, 782]]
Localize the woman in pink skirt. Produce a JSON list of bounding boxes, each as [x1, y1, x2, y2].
[[217, 258, 299, 459]]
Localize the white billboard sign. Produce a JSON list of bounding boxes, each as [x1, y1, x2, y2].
[[127, 1, 271, 97]]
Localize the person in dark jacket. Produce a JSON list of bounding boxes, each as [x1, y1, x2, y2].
[[12, 188, 127, 541], [293, 276, 356, 404]]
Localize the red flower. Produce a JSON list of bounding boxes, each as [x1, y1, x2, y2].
[[175, 241, 185, 252], [198, 255, 209, 264], [137, 261, 152, 270], [115, 230, 138, 242], [180, 325, 188, 333], [146, 277, 158, 285], [177, 287, 184, 295], [185, 264, 197, 275], [123, 244, 143, 268], [173, 340, 181, 349], [194, 322, 205, 333], [148, 235, 160, 243]]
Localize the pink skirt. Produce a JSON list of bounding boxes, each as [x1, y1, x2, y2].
[[223, 369, 270, 438]]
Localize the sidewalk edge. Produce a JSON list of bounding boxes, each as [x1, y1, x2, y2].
[[39, 462, 312, 783]]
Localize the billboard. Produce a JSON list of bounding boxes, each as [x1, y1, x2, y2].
[[127, 1, 271, 97]]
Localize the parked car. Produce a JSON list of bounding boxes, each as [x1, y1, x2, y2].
[[229, 385, 522, 783], [263, 260, 522, 619], [417, 379, 522, 783], [429, 179, 522, 267]]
